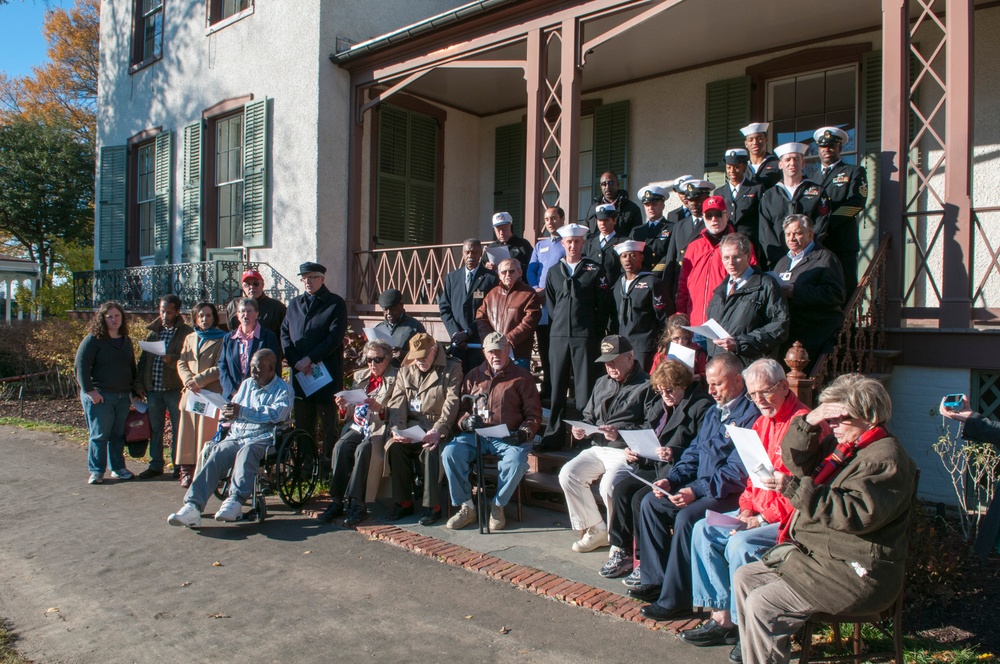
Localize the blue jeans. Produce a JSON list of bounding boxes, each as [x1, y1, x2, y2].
[[147, 389, 181, 470], [442, 432, 528, 507], [690, 513, 780, 622], [184, 438, 271, 509], [82, 391, 131, 474]]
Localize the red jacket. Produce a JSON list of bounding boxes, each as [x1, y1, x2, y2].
[[675, 224, 757, 326], [737, 391, 808, 526]]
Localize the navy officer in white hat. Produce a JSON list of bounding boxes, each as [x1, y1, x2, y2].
[[758, 142, 829, 269], [812, 126, 869, 294], [612, 240, 673, 371], [740, 122, 781, 189], [630, 185, 673, 272], [714, 148, 763, 258]]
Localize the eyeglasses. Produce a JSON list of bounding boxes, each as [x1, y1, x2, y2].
[[747, 381, 782, 402], [365, 356, 386, 364], [599, 181, 617, 186], [704, 211, 725, 219]]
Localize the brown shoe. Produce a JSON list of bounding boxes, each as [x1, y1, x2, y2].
[[179, 465, 195, 488]]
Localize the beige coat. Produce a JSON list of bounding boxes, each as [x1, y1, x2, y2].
[[175, 333, 223, 466], [344, 365, 398, 502]]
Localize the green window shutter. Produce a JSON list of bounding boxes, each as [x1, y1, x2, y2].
[[861, 51, 882, 154], [704, 76, 750, 171], [153, 131, 172, 264], [493, 122, 525, 236], [181, 121, 203, 263], [98, 145, 127, 269], [376, 104, 439, 247], [242, 97, 269, 248], [593, 101, 629, 198]]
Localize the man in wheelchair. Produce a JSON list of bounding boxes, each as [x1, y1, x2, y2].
[[168, 349, 293, 528]]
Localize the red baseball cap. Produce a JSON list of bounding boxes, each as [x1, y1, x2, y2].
[[241, 269, 264, 283], [702, 196, 727, 214]]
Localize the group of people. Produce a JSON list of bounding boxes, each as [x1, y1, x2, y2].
[[72, 121, 925, 664]]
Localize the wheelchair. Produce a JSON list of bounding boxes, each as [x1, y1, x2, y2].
[[210, 422, 321, 522]]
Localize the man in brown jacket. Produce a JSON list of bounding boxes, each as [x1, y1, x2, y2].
[[135, 294, 194, 479], [442, 332, 542, 531], [384, 333, 463, 526], [475, 258, 542, 369]]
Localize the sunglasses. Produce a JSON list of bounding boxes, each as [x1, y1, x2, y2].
[[365, 356, 387, 364]]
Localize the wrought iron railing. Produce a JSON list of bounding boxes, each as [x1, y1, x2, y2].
[[352, 242, 467, 310], [809, 234, 891, 387], [73, 261, 299, 311]]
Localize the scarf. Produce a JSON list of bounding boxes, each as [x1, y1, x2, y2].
[[195, 325, 226, 343]]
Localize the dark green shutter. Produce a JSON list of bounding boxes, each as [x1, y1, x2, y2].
[[153, 131, 172, 264], [242, 98, 268, 248], [376, 104, 438, 247], [861, 51, 882, 153], [493, 122, 525, 236], [704, 76, 751, 170], [181, 121, 203, 263], [593, 101, 629, 199], [98, 145, 127, 269]]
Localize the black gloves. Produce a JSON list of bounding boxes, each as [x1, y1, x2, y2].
[[501, 428, 530, 445], [461, 415, 485, 433]]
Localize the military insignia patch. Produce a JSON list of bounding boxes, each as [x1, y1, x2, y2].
[[585, 264, 597, 271], [635, 282, 649, 289], [834, 173, 850, 185], [659, 230, 671, 238], [805, 186, 821, 197], [860, 183, 868, 197], [601, 341, 614, 353]]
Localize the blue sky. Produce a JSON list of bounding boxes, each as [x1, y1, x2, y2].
[[0, 0, 76, 79]]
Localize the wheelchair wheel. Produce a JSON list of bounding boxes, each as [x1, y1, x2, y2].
[[214, 471, 231, 501], [274, 429, 320, 508]]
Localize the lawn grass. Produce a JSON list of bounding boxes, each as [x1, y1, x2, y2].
[[0, 417, 87, 444], [0, 619, 30, 664], [808, 623, 996, 663]]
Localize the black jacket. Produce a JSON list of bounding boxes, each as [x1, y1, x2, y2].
[[280, 284, 348, 401], [544, 258, 610, 338], [611, 273, 673, 354], [746, 155, 781, 189], [585, 191, 643, 237], [758, 180, 830, 269], [815, 161, 868, 255], [961, 413, 1000, 558], [438, 265, 499, 344], [219, 327, 283, 398], [704, 270, 790, 366], [635, 384, 714, 479], [584, 232, 628, 284], [374, 312, 426, 366], [483, 235, 534, 277], [630, 218, 673, 272], [714, 181, 763, 254], [658, 215, 704, 295], [772, 244, 845, 362], [581, 364, 655, 449]]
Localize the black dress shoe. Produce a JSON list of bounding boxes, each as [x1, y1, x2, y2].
[[639, 604, 691, 622], [418, 507, 442, 526], [171, 467, 180, 479], [343, 503, 369, 527], [316, 501, 344, 523], [138, 468, 163, 480], [386, 504, 414, 521], [729, 641, 743, 663], [680, 619, 740, 647], [626, 584, 661, 602]]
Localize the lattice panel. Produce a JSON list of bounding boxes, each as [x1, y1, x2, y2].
[[972, 371, 1000, 420], [901, 212, 944, 308], [971, 209, 1000, 309], [540, 29, 564, 213]]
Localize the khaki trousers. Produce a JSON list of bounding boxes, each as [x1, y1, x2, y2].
[[734, 561, 816, 664]]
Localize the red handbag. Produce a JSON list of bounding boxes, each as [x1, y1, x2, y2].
[[124, 409, 151, 457]]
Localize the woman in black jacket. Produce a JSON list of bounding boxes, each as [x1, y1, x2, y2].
[[74, 301, 138, 485]]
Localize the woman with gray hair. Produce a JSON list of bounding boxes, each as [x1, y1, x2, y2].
[[218, 297, 282, 399], [316, 339, 398, 526], [732, 374, 917, 664], [770, 214, 846, 371]]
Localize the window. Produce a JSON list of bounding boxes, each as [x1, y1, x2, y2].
[[766, 65, 859, 174], [215, 113, 244, 248], [208, 0, 253, 27], [132, 0, 163, 68], [136, 141, 156, 258]]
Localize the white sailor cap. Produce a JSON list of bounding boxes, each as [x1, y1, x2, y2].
[[813, 126, 849, 146], [595, 203, 618, 220], [614, 240, 646, 255], [555, 223, 590, 238], [638, 185, 668, 203], [671, 174, 695, 192], [679, 179, 716, 197], [724, 148, 750, 165], [774, 142, 809, 158], [492, 211, 513, 226], [740, 122, 769, 137]]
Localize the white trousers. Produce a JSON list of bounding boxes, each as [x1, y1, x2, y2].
[[558, 446, 630, 531]]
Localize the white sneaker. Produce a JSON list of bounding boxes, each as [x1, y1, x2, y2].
[[214, 497, 243, 522], [489, 503, 506, 531], [110, 468, 133, 480], [167, 503, 201, 528], [572, 526, 610, 553], [446, 503, 477, 530], [88, 472, 104, 485]]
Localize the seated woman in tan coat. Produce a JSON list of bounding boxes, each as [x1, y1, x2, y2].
[[174, 302, 225, 487]]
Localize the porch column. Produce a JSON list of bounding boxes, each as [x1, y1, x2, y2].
[[524, 28, 545, 241], [557, 17, 581, 224], [940, 0, 973, 328], [345, 80, 366, 307], [879, 0, 909, 328], [4, 281, 11, 323], [17, 279, 24, 320]]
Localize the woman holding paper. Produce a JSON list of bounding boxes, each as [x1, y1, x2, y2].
[[174, 302, 226, 488], [75, 301, 139, 485], [315, 339, 398, 526]]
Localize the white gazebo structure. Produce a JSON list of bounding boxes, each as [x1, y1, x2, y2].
[[0, 256, 40, 322]]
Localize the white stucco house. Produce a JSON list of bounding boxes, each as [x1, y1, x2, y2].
[[88, 0, 1000, 503]]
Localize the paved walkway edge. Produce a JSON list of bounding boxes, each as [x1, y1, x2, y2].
[[303, 502, 701, 634]]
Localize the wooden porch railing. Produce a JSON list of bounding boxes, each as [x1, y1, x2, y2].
[[351, 242, 467, 313]]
